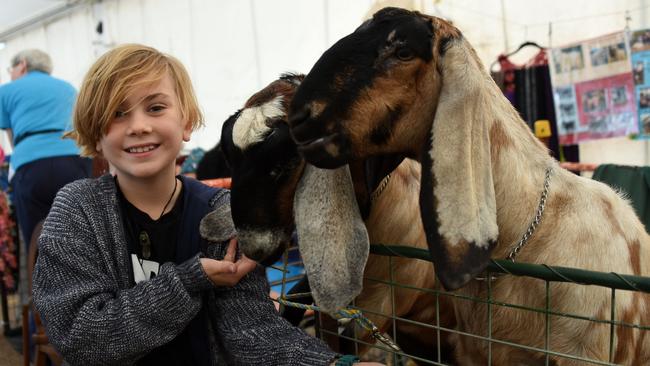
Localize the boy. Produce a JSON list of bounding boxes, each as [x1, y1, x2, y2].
[[32, 44, 378, 366]]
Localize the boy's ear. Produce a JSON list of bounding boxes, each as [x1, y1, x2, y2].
[[183, 121, 192, 142], [182, 121, 192, 142], [95, 141, 102, 153]]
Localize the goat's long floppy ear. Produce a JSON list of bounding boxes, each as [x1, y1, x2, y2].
[[294, 164, 369, 313], [422, 39, 498, 290]]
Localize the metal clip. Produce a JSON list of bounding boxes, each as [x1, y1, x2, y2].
[[371, 326, 402, 353]]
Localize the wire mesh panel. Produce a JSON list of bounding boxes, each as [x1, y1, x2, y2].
[[268, 244, 650, 365]]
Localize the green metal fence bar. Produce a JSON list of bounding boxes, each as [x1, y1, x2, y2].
[[278, 249, 290, 315], [435, 285, 442, 364], [389, 255, 398, 365], [544, 281, 550, 366], [369, 244, 650, 292], [609, 288, 615, 363], [350, 296, 359, 356], [425, 325, 618, 366], [487, 272, 493, 366], [271, 244, 649, 364], [335, 304, 607, 364], [268, 274, 304, 286], [361, 274, 650, 331], [326, 311, 620, 366]]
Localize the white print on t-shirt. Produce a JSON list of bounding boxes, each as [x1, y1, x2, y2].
[[131, 254, 160, 283]]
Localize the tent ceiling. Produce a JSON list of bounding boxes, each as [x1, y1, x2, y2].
[[0, 0, 68, 38]]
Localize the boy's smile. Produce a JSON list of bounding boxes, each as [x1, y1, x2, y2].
[[125, 143, 160, 154]]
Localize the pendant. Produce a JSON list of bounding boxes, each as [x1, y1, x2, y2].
[[139, 230, 151, 259]]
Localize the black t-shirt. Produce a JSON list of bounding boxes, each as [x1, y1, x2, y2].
[[116, 178, 206, 366], [118, 182, 183, 266]]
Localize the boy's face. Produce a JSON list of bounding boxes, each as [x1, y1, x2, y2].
[[96, 74, 191, 182]]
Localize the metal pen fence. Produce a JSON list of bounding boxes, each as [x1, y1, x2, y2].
[[268, 244, 650, 366]]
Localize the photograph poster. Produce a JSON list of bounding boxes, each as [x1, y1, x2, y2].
[[550, 31, 637, 144], [574, 74, 637, 142], [631, 28, 650, 137]]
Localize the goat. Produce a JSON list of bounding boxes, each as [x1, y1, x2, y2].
[[219, 73, 455, 362], [287, 7, 650, 365]]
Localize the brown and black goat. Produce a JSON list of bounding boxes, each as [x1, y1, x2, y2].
[[219, 73, 455, 362], [287, 7, 650, 365]]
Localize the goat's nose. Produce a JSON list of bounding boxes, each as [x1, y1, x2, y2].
[[288, 105, 311, 128], [289, 106, 318, 145]]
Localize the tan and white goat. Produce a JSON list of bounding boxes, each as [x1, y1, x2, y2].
[[287, 7, 650, 365]]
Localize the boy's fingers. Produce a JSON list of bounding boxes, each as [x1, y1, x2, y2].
[[215, 261, 236, 274], [239, 253, 253, 263], [224, 237, 237, 262], [235, 255, 258, 275], [201, 258, 236, 275]]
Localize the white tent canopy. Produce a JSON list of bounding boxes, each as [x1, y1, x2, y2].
[[1, 0, 649, 166]]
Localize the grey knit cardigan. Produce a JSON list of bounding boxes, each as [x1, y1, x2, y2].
[[32, 175, 338, 366]]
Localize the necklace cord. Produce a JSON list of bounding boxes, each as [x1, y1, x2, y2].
[[157, 178, 178, 220]]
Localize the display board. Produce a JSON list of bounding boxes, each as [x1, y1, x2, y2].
[[550, 31, 638, 145], [631, 29, 650, 138]]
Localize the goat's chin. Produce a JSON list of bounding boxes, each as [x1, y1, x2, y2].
[[237, 228, 290, 264], [258, 245, 287, 267]]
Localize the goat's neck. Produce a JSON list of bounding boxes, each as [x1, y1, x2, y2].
[[485, 83, 555, 257], [364, 159, 425, 249]]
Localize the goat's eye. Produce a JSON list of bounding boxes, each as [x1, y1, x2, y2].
[[269, 165, 286, 179], [396, 47, 414, 61]]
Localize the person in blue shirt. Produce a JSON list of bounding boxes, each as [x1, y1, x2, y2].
[[0, 49, 91, 247]]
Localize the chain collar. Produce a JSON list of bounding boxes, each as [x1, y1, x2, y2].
[[475, 165, 554, 281], [370, 173, 391, 203], [506, 165, 553, 262]]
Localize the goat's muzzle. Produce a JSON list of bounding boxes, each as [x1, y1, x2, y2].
[[289, 106, 352, 169], [236, 228, 289, 265], [296, 133, 351, 169], [288, 105, 322, 147]]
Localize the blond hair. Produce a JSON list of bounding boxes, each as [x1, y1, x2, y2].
[[71, 44, 204, 156]]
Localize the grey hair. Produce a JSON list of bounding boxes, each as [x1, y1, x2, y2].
[[11, 49, 52, 74]]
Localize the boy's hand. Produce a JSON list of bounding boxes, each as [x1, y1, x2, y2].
[[200, 238, 257, 287]]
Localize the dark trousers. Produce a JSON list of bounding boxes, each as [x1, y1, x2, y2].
[[11, 155, 92, 247], [11, 155, 91, 361]]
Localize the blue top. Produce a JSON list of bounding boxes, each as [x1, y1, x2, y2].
[[0, 71, 81, 173]]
